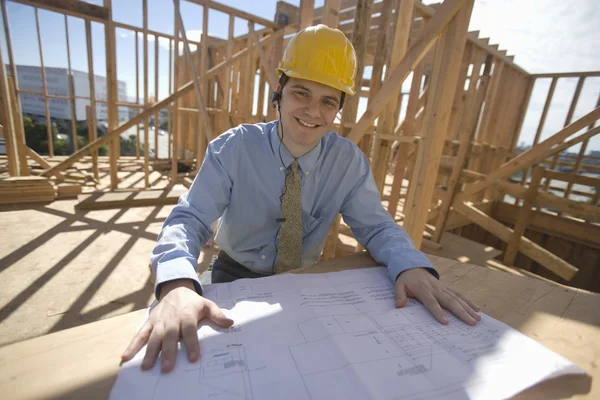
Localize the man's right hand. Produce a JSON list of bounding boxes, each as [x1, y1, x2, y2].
[[120, 279, 234, 373]]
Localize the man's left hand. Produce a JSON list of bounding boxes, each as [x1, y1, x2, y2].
[[395, 268, 481, 325]]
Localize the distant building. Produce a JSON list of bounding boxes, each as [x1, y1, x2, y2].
[[13, 65, 129, 122]]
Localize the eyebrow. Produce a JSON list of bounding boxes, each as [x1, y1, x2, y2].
[[290, 84, 340, 105]]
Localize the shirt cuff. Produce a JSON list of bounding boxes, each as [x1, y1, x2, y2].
[[385, 249, 439, 283], [154, 258, 203, 300]]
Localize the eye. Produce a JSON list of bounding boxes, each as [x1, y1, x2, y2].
[[323, 99, 337, 108], [295, 90, 309, 98]]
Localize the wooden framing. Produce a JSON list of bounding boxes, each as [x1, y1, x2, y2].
[[453, 202, 578, 281], [403, 0, 474, 248], [10, 0, 108, 22], [503, 166, 545, 266], [1, 0, 598, 292]]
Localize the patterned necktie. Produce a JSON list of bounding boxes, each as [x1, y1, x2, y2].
[[275, 159, 303, 273]]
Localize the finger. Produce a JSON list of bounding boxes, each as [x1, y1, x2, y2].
[[181, 315, 201, 363], [436, 291, 477, 326], [394, 282, 408, 308], [142, 324, 164, 371], [160, 322, 181, 373], [445, 289, 481, 321], [206, 302, 234, 328], [419, 291, 448, 324], [449, 288, 480, 312], [122, 322, 152, 361]]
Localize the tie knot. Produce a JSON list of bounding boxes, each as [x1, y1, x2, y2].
[[291, 159, 299, 174]]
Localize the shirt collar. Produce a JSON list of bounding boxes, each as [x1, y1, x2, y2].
[[270, 120, 322, 175]]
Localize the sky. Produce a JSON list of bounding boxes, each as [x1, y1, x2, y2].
[[1, 0, 599, 152]]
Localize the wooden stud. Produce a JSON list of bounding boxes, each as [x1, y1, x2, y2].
[[542, 76, 585, 192], [195, 4, 210, 171], [372, 0, 415, 194], [0, 45, 19, 176], [154, 36, 159, 160], [64, 15, 78, 154], [84, 19, 100, 182], [503, 165, 544, 266], [222, 14, 235, 129], [346, 0, 465, 144], [2, 0, 28, 174], [322, 0, 373, 260], [34, 8, 54, 158], [453, 201, 578, 280], [175, 5, 213, 148], [322, 0, 341, 27], [299, 0, 315, 30], [359, 0, 393, 158], [143, 0, 150, 186], [534, 77, 558, 145], [86, 105, 99, 180], [458, 106, 600, 202], [249, 24, 279, 90], [404, 0, 475, 248], [564, 92, 600, 199], [433, 48, 485, 241], [103, 0, 119, 189], [135, 29, 140, 159]]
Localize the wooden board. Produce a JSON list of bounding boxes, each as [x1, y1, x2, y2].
[[0, 252, 597, 399]]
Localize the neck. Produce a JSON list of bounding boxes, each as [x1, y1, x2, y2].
[[278, 119, 307, 158]]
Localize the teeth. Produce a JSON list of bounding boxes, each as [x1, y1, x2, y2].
[[298, 118, 317, 128]]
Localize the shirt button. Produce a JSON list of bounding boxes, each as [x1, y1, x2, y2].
[[305, 171, 310, 176], [261, 255, 266, 260], [280, 167, 285, 171]]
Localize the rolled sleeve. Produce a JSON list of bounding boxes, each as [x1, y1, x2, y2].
[[150, 132, 235, 299]]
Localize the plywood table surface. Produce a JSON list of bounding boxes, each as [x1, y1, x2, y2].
[[0, 253, 597, 399]]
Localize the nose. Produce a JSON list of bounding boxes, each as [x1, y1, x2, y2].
[[303, 99, 320, 119]]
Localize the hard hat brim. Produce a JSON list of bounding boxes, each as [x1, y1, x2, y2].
[[276, 66, 356, 96]]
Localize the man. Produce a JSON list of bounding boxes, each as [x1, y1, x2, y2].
[[121, 25, 480, 374]]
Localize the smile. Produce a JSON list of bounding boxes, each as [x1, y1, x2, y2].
[[295, 117, 320, 129]]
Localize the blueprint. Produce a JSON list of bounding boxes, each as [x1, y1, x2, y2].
[[110, 267, 585, 400]]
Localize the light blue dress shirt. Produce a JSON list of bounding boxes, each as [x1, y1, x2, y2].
[[151, 120, 436, 298]]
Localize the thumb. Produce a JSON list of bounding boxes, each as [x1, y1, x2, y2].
[[206, 303, 234, 328], [395, 282, 408, 308]]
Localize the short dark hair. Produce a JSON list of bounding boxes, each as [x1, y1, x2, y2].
[[279, 73, 345, 110]]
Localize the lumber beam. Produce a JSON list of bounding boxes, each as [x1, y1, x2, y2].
[[249, 24, 279, 90], [176, 5, 213, 143], [41, 36, 268, 178], [403, 0, 474, 248], [372, 0, 414, 193], [453, 202, 578, 281], [104, 0, 119, 189], [187, 0, 276, 29], [503, 166, 544, 266], [322, 0, 342, 27], [493, 179, 600, 223], [322, 0, 373, 260], [346, 0, 465, 144], [11, 0, 108, 22], [432, 46, 483, 241], [299, 0, 315, 30], [493, 202, 600, 250], [458, 106, 600, 201], [0, 40, 19, 176]]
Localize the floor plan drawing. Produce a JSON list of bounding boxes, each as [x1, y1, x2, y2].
[[110, 267, 585, 400]]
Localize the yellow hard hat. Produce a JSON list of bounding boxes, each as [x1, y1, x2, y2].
[[276, 24, 357, 96]]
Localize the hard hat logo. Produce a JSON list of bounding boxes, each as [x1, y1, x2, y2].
[[275, 24, 357, 96]]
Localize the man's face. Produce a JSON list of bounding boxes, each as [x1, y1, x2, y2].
[[278, 77, 341, 155]]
